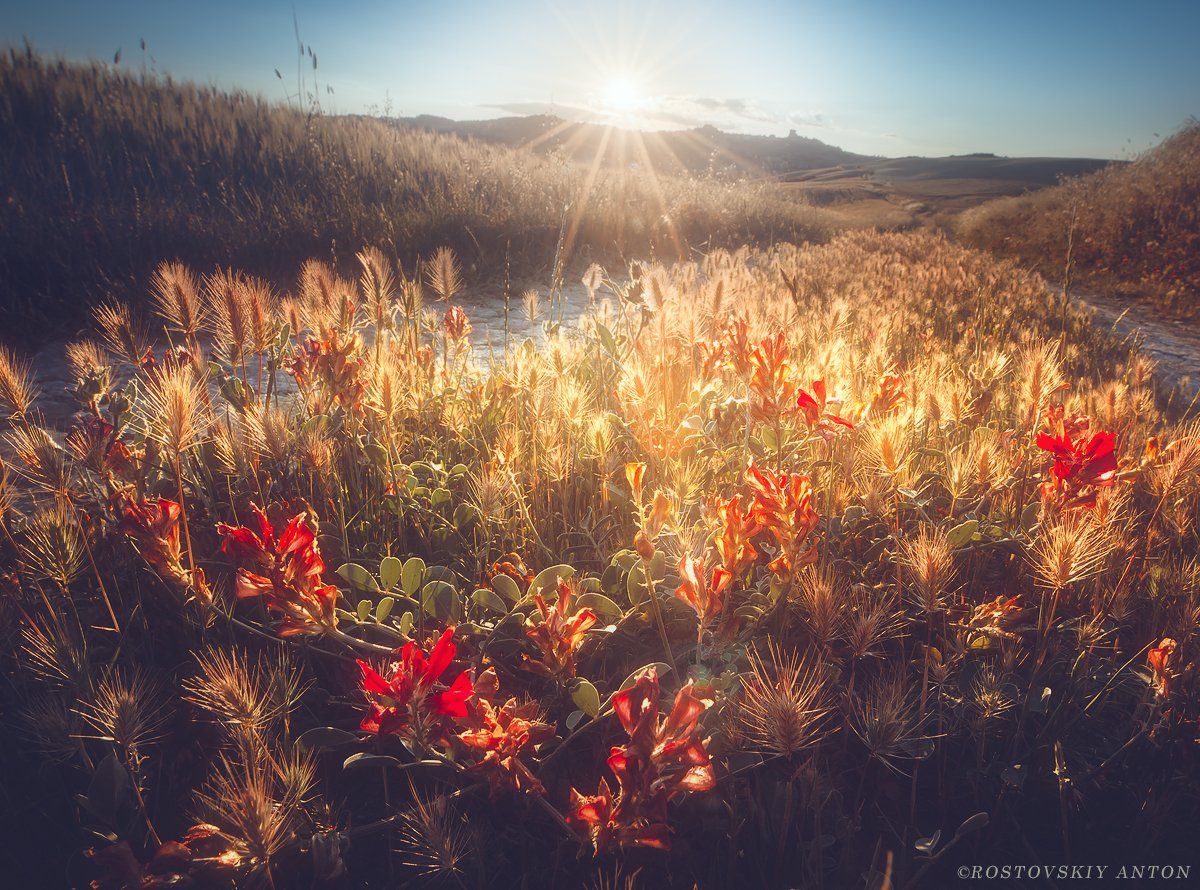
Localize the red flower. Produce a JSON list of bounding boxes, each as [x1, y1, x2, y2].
[[67, 417, 136, 481], [121, 498, 184, 579], [218, 505, 338, 636], [442, 305, 472, 342], [458, 670, 554, 797], [569, 667, 715, 853], [796, 379, 854, 440], [358, 628, 474, 739], [1036, 421, 1118, 509], [525, 578, 598, 678], [1147, 637, 1177, 697], [675, 554, 731, 633], [745, 463, 820, 576]]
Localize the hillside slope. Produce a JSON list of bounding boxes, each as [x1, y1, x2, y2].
[[0, 50, 842, 340], [958, 122, 1200, 312]]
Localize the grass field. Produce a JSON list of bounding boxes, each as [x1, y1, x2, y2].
[[2, 225, 1199, 886]]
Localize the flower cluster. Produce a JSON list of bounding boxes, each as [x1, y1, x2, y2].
[[569, 667, 715, 852], [525, 578, 598, 678], [1036, 412, 1119, 509], [745, 463, 820, 576], [458, 668, 554, 797], [218, 505, 338, 636], [288, 329, 366, 415], [357, 627, 474, 740]]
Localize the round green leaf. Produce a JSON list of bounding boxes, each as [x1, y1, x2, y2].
[[379, 556, 403, 592], [571, 679, 601, 718]]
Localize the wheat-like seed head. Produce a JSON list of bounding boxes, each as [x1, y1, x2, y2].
[[738, 642, 830, 756], [1030, 515, 1113, 591], [151, 261, 205, 338], [901, 525, 955, 613], [0, 344, 38, 417], [94, 300, 149, 366], [425, 246, 461, 302]]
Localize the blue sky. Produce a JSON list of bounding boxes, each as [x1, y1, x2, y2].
[[3, 0, 1198, 158]]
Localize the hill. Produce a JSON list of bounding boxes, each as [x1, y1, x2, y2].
[[397, 113, 872, 175], [0, 50, 842, 341], [397, 113, 1117, 227], [958, 121, 1200, 313]]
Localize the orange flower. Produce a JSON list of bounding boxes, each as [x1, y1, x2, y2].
[[288, 329, 365, 415], [459, 671, 554, 797], [568, 667, 714, 853], [675, 553, 731, 632], [870, 373, 906, 416], [525, 578, 598, 678], [745, 463, 820, 576], [625, 462, 646, 502], [748, 332, 797, 423], [218, 505, 338, 637], [715, 494, 760, 578], [121, 498, 184, 580], [442, 305, 472, 342], [1147, 638, 1177, 697]]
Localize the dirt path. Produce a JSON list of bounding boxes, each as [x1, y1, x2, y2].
[[1074, 289, 1200, 401]]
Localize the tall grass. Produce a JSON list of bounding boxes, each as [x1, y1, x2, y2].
[[3, 231, 1198, 886], [958, 121, 1200, 312], [0, 48, 844, 339]]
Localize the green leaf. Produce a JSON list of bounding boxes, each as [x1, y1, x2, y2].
[[84, 753, 130, 827], [615, 662, 672, 694], [343, 752, 404, 771], [376, 596, 396, 623], [571, 679, 601, 718], [398, 611, 414, 636], [431, 487, 452, 508], [364, 442, 390, 471], [401, 557, 426, 597], [356, 599, 372, 622], [379, 556, 403, 592], [472, 587, 508, 614], [338, 563, 380, 594], [528, 564, 575, 601], [297, 726, 359, 751], [597, 322, 619, 357], [576, 592, 624, 619], [491, 574, 522, 603], [422, 580, 458, 621], [945, 519, 979, 550], [453, 503, 480, 531], [627, 561, 652, 604]]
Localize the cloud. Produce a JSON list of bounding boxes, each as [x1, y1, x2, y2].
[[787, 110, 830, 128]]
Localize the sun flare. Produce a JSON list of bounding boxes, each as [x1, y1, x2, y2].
[[601, 76, 642, 112]]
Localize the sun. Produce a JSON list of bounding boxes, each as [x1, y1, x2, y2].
[[601, 76, 642, 113]]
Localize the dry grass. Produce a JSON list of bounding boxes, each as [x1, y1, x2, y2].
[[959, 121, 1200, 313], [2, 227, 1199, 884], [0, 48, 845, 339]]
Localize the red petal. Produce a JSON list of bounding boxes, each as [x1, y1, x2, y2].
[[424, 627, 457, 681], [358, 660, 394, 697]]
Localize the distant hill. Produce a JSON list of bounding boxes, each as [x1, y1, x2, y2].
[[958, 121, 1200, 314], [391, 113, 1120, 226], [393, 114, 874, 176]]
